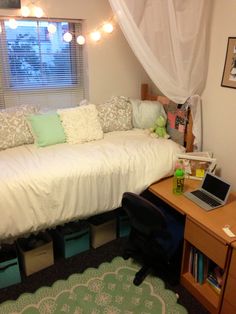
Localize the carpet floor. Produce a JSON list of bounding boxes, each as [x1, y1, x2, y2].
[[0, 237, 209, 313]]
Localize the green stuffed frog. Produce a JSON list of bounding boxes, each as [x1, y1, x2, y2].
[[151, 115, 170, 139]]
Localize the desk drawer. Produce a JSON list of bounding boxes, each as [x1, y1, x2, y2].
[[185, 218, 227, 269]]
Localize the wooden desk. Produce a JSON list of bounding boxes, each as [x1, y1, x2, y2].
[[149, 177, 236, 314]]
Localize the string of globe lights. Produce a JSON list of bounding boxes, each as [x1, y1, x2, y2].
[[6, 1, 115, 45]]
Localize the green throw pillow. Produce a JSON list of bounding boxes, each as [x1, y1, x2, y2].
[[27, 113, 66, 147]]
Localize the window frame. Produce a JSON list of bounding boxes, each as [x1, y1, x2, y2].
[[0, 17, 84, 92]]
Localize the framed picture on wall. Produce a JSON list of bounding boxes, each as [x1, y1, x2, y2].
[[0, 0, 21, 9], [221, 37, 236, 89]]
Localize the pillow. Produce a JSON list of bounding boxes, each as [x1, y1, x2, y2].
[[58, 104, 103, 144], [166, 103, 188, 146], [96, 96, 132, 132], [27, 113, 66, 147], [0, 105, 39, 150], [130, 99, 166, 129]]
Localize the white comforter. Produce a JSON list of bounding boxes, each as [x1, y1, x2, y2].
[[0, 129, 184, 241]]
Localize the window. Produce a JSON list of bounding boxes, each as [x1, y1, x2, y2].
[[0, 18, 86, 110]]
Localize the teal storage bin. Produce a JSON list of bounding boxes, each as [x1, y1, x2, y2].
[[53, 221, 90, 258], [118, 211, 131, 237], [0, 245, 21, 289]]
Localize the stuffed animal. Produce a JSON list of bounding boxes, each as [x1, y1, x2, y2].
[[151, 115, 170, 139]]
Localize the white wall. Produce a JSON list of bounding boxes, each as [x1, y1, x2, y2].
[[202, 0, 236, 189], [0, 0, 151, 104]]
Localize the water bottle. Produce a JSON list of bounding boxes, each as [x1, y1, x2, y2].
[[173, 161, 185, 195]]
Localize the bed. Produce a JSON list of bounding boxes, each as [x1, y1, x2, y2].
[[0, 84, 194, 243]]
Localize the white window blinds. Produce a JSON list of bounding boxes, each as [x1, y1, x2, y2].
[[0, 18, 87, 110]]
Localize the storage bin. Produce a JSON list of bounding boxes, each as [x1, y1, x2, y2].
[[17, 232, 54, 276], [90, 219, 117, 248], [0, 244, 21, 289], [117, 211, 131, 237], [53, 221, 90, 258]]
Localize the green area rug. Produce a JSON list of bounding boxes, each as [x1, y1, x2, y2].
[[0, 257, 188, 314]]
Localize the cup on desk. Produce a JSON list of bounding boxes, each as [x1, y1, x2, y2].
[[173, 169, 185, 195]]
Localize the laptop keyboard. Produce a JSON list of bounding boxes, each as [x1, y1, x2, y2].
[[191, 190, 221, 207]]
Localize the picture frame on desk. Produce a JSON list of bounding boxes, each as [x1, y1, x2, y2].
[[177, 152, 217, 180]]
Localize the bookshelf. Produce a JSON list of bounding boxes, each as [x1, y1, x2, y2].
[[181, 217, 230, 314]]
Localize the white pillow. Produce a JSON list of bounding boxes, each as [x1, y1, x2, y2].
[[130, 99, 166, 129], [58, 104, 103, 144]]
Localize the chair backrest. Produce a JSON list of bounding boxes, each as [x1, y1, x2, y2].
[[122, 192, 167, 237]]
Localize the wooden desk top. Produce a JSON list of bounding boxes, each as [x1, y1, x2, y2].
[[149, 177, 236, 245]]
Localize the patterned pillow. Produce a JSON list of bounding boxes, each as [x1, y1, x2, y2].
[[166, 103, 188, 146], [96, 96, 132, 133], [58, 104, 103, 144], [0, 105, 39, 150]]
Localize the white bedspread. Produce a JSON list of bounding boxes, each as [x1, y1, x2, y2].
[[0, 129, 184, 241]]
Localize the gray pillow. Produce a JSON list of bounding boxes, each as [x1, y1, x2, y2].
[[96, 96, 132, 133], [0, 105, 39, 150], [130, 99, 166, 129]]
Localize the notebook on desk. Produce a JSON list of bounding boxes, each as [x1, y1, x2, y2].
[[184, 172, 231, 211]]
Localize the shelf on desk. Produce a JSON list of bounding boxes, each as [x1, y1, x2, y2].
[[181, 272, 219, 313]]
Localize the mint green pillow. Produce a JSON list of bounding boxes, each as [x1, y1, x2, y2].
[[27, 113, 66, 147]]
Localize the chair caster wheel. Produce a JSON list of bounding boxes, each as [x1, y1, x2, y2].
[[133, 276, 142, 286]]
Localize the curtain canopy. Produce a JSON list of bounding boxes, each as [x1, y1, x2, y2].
[[109, 0, 212, 150]]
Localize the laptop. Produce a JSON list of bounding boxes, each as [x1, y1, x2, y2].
[[184, 172, 231, 211]]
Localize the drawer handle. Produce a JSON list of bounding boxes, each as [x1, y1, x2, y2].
[[0, 262, 17, 272]]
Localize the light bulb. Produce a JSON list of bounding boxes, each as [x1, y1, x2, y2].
[[103, 23, 113, 33], [34, 7, 44, 18], [76, 35, 85, 45], [8, 18, 18, 30], [47, 24, 57, 34], [90, 31, 101, 42], [21, 6, 30, 17], [63, 32, 72, 42]]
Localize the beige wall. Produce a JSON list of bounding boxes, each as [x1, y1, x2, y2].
[[202, 0, 236, 189], [0, 0, 151, 104]]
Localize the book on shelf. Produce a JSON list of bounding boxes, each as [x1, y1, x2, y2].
[[206, 275, 221, 294], [197, 252, 204, 284], [194, 249, 198, 282], [206, 264, 223, 293], [188, 246, 194, 273], [188, 247, 209, 285]]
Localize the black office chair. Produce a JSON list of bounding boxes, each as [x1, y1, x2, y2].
[[122, 192, 184, 286]]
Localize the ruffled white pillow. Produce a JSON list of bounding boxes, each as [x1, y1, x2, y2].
[[58, 104, 103, 144]]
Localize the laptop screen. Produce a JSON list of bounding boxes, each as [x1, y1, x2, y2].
[[202, 173, 231, 201]]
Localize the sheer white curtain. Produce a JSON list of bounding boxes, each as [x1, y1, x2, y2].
[[109, 0, 212, 150]]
